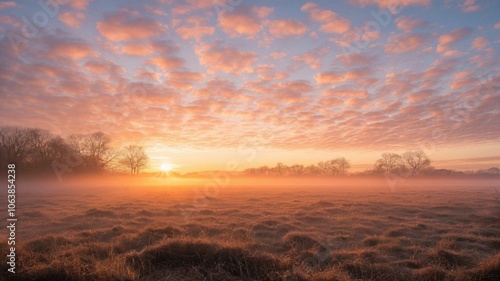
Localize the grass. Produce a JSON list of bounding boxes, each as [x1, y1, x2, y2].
[[0, 178, 499, 280]]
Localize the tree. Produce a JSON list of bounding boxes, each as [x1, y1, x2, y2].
[[374, 153, 403, 174], [333, 157, 351, 176], [401, 150, 431, 176], [119, 145, 148, 175], [68, 132, 118, 172], [0, 126, 34, 167]]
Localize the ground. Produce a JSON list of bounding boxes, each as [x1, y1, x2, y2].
[[1, 177, 499, 280]]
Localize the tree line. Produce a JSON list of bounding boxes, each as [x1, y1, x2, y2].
[[243, 158, 351, 176], [0, 126, 148, 177]]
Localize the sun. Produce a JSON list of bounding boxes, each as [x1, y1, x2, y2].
[[160, 163, 175, 172]]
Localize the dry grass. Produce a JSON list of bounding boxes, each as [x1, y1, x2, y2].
[[0, 178, 499, 280]]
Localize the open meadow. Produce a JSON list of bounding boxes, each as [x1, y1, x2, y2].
[[1, 177, 499, 281]]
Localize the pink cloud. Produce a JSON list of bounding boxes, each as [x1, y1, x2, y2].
[[175, 16, 215, 41], [269, 52, 287, 60], [301, 2, 351, 34], [166, 71, 204, 90], [42, 37, 96, 60], [67, 0, 89, 10], [460, 0, 479, 13], [292, 47, 329, 70], [59, 12, 86, 28], [121, 44, 153, 56], [97, 10, 165, 42], [450, 71, 477, 89], [0, 1, 16, 10], [336, 53, 375, 67], [195, 41, 258, 75], [218, 6, 273, 38], [395, 16, 429, 32], [315, 71, 346, 85], [385, 33, 428, 54], [267, 19, 308, 38], [148, 56, 185, 70], [436, 28, 472, 53], [471, 37, 488, 50], [348, 0, 430, 13]]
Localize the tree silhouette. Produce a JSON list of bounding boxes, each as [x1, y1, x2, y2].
[[120, 145, 149, 175], [401, 150, 431, 176], [68, 132, 118, 172], [374, 153, 403, 174]]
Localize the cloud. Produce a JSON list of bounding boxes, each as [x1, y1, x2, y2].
[[66, 0, 89, 10], [395, 16, 429, 32], [59, 12, 86, 28], [267, 19, 307, 38], [460, 0, 479, 13], [121, 44, 153, 56], [301, 2, 351, 34], [315, 71, 346, 85], [449, 71, 477, 89], [348, 0, 430, 13], [336, 53, 376, 67], [97, 10, 165, 42], [195, 41, 258, 75], [166, 70, 204, 90], [0, 1, 16, 10], [385, 33, 429, 54], [436, 28, 472, 53], [292, 47, 329, 70], [37, 35, 96, 60], [471, 37, 488, 50], [269, 52, 287, 60], [175, 16, 215, 41], [148, 56, 185, 70], [218, 6, 273, 38]]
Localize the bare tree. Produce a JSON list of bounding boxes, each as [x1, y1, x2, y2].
[[332, 157, 351, 176], [0, 126, 34, 166], [374, 153, 403, 174], [120, 145, 149, 175], [402, 150, 431, 176], [68, 132, 118, 172]]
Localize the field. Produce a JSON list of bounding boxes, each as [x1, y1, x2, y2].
[[1, 177, 500, 281]]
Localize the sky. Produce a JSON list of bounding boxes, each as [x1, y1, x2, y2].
[[0, 0, 499, 173]]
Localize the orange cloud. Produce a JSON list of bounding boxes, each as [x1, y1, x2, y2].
[[218, 6, 273, 38], [436, 28, 472, 53], [66, 0, 89, 10], [395, 16, 428, 32], [460, 0, 479, 13], [195, 41, 258, 75], [166, 71, 204, 90], [175, 16, 215, 41], [385, 33, 428, 54], [59, 12, 86, 28], [44, 37, 96, 60], [315, 71, 346, 85], [97, 10, 165, 42], [348, 0, 430, 13], [336, 53, 375, 67], [301, 2, 351, 34], [148, 56, 185, 70], [471, 37, 488, 50], [121, 44, 153, 56], [267, 19, 307, 38], [0, 1, 16, 10], [293, 47, 329, 70], [450, 71, 477, 89]]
